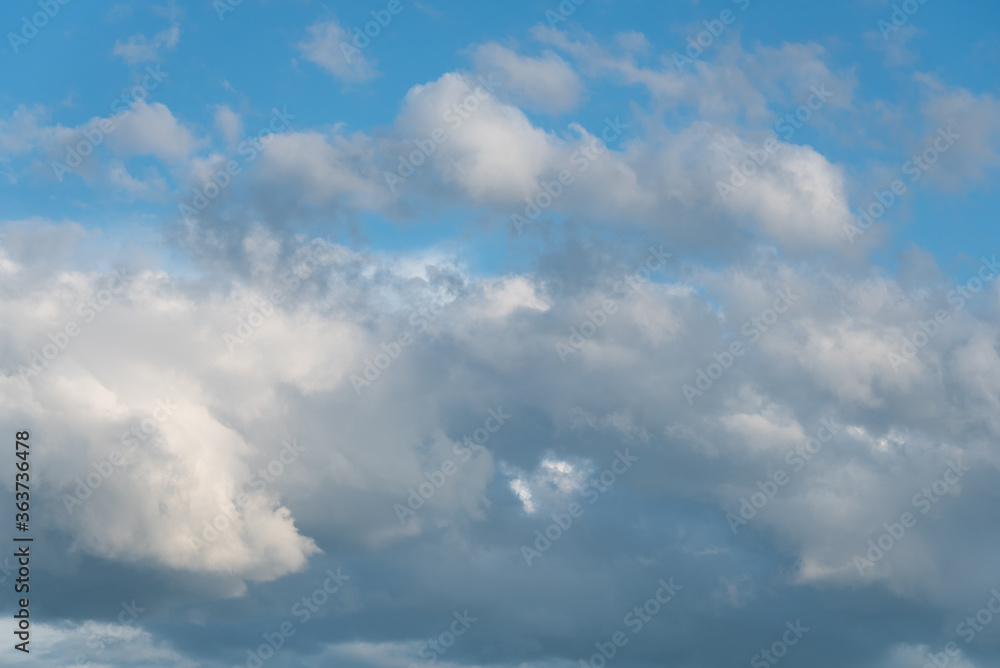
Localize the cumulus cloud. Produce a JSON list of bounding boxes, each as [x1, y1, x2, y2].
[[5, 214, 1000, 667], [4, 20, 1000, 668], [106, 100, 197, 161], [392, 72, 561, 202]]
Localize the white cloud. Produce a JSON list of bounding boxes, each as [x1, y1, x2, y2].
[[251, 129, 388, 210], [3, 204, 1000, 662], [7, 13, 1000, 668], [472, 43, 584, 114], [112, 25, 180, 64], [213, 104, 243, 145], [713, 136, 855, 249], [106, 100, 197, 161], [917, 75, 1000, 190], [299, 20, 380, 82], [9, 620, 197, 668], [394, 72, 561, 202], [105, 160, 168, 199]]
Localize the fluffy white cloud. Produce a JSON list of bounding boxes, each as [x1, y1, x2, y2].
[[393, 72, 562, 202], [106, 100, 197, 162]]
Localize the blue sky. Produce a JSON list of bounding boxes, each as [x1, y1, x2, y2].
[[2, 1, 1000, 667], [1, 0, 997, 271]]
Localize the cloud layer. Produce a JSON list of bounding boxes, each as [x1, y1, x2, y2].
[[2, 15, 1000, 668]]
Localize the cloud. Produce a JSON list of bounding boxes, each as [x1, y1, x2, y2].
[[214, 104, 243, 145], [0, 33, 864, 255], [865, 24, 921, 67], [105, 100, 197, 161], [916, 75, 1000, 190], [105, 160, 168, 199], [112, 25, 180, 64], [0, 104, 51, 157], [393, 72, 561, 202], [472, 43, 584, 114], [4, 192, 1000, 667], [299, 20, 380, 82], [5, 23, 1000, 667], [7, 620, 195, 668], [533, 27, 856, 122]]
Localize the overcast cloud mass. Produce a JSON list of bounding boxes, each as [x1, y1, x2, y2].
[[1, 0, 1000, 667]]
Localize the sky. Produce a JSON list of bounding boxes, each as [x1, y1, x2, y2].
[[1, 0, 1000, 666]]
